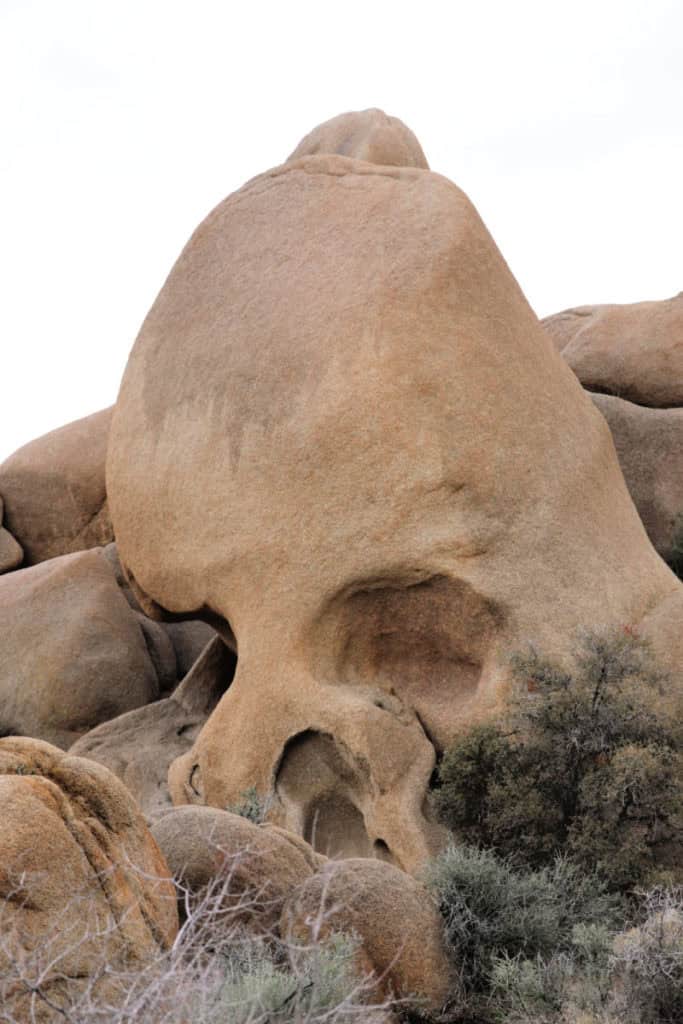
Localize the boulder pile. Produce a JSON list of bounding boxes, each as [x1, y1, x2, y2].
[[0, 108, 681, 1017]]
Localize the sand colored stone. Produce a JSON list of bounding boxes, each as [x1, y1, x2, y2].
[[288, 107, 428, 168], [71, 636, 236, 820], [0, 548, 164, 748], [591, 393, 683, 561], [0, 494, 23, 573], [543, 292, 683, 408], [107, 115, 683, 874], [152, 805, 322, 934], [0, 407, 113, 566], [281, 857, 453, 1009], [0, 737, 177, 1018]]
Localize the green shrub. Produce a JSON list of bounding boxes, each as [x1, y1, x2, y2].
[[424, 844, 620, 1006], [434, 629, 683, 890], [488, 888, 683, 1024], [225, 785, 273, 824]]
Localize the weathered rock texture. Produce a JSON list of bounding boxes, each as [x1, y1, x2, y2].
[[0, 407, 113, 566], [282, 857, 453, 1008], [71, 636, 236, 820], [152, 805, 322, 934], [543, 293, 683, 407], [288, 107, 429, 168], [0, 494, 23, 573], [591, 393, 683, 561], [0, 737, 177, 1019], [107, 113, 683, 874], [0, 548, 167, 748]]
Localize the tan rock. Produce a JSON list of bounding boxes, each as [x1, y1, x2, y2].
[[543, 292, 683, 407], [107, 116, 683, 875], [0, 407, 113, 565], [281, 857, 453, 1009], [151, 805, 322, 934], [103, 541, 217, 675], [71, 636, 236, 820], [0, 548, 165, 748], [591, 393, 683, 561], [0, 494, 23, 573], [288, 107, 428, 168], [0, 737, 177, 1018]]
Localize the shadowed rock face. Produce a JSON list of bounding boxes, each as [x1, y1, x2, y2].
[[543, 293, 683, 408], [0, 407, 113, 566], [590, 393, 683, 562], [106, 112, 683, 873]]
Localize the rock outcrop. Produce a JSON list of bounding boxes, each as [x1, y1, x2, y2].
[[0, 407, 113, 566], [288, 107, 429, 168], [0, 737, 177, 1019], [0, 548, 168, 747], [543, 293, 683, 407], [591, 393, 683, 561], [107, 112, 683, 873], [71, 636, 236, 820]]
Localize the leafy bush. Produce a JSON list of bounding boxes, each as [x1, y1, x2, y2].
[[424, 844, 620, 1006], [434, 629, 683, 890]]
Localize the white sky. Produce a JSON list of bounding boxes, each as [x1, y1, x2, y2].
[[1, 0, 682, 462]]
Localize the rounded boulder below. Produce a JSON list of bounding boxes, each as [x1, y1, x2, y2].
[[281, 857, 454, 1010], [152, 805, 323, 934], [0, 737, 177, 1018], [0, 406, 113, 566], [542, 292, 683, 408], [0, 548, 167, 748]]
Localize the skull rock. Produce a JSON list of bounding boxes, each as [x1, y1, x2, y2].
[[107, 113, 683, 874]]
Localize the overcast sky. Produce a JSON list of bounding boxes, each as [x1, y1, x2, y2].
[[1, 0, 681, 462]]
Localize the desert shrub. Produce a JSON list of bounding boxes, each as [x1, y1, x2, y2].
[[226, 784, 273, 824], [0, 859, 386, 1024], [424, 844, 620, 1015], [434, 628, 683, 890], [489, 887, 683, 1024]]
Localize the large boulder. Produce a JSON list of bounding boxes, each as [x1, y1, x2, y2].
[[0, 737, 177, 1019], [281, 857, 453, 1009], [0, 406, 113, 566], [288, 107, 429, 168], [152, 805, 322, 934], [107, 113, 683, 873], [542, 292, 683, 408], [0, 494, 22, 573], [0, 548, 170, 748], [71, 635, 236, 820], [591, 393, 683, 561]]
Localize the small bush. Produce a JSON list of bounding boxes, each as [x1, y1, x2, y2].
[[424, 844, 620, 1006], [226, 785, 273, 824], [434, 629, 683, 891]]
